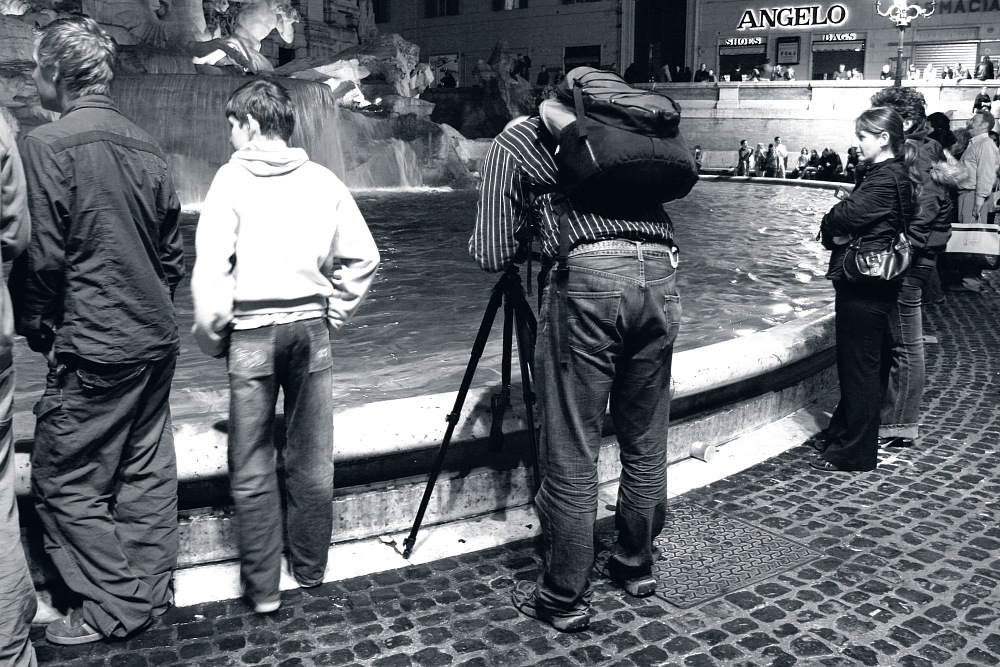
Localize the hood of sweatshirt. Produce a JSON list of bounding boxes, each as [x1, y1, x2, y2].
[[230, 142, 309, 177]]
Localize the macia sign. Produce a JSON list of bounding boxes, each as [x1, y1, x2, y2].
[[736, 4, 848, 30], [932, 0, 1000, 11]]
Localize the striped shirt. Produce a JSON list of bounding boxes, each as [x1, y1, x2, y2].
[[469, 117, 675, 272]]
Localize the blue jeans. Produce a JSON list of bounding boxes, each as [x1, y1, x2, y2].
[[0, 366, 36, 666], [822, 280, 900, 471], [32, 355, 178, 637], [533, 240, 681, 611], [880, 263, 931, 440], [227, 318, 334, 603]]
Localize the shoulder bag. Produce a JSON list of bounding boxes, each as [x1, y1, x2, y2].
[[842, 168, 912, 282]]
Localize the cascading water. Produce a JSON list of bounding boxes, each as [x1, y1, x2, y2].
[[113, 74, 425, 205]]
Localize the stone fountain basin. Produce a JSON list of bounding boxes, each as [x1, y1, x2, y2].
[[15, 303, 835, 584]]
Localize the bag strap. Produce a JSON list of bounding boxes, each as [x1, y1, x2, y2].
[[886, 167, 909, 238], [572, 82, 588, 140]]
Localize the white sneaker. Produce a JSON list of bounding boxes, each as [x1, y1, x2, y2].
[[240, 580, 281, 614], [253, 599, 281, 614]]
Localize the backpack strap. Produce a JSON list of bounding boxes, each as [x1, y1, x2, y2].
[[572, 81, 588, 140], [571, 81, 598, 167]]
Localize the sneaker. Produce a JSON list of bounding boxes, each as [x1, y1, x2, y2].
[[46, 609, 102, 646], [510, 581, 592, 632], [595, 548, 661, 598], [252, 599, 281, 614], [240, 580, 281, 614]]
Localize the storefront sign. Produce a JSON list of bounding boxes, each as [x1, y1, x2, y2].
[[821, 32, 858, 40], [724, 36, 766, 46], [776, 36, 801, 64], [736, 4, 848, 30], [931, 0, 1000, 12]]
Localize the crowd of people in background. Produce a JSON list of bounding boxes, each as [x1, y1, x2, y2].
[[728, 84, 1000, 182], [734, 140, 851, 181], [615, 56, 1000, 87]]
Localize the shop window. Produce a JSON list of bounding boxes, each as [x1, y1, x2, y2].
[[718, 43, 768, 81], [426, 0, 459, 17], [374, 0, 389, 22], [494, 0, 528, 8], [811, 41, 865, 80]]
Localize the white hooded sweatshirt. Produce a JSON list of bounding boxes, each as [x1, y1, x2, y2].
[[192, 143, 380, 357]]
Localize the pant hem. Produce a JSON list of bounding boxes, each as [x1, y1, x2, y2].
[[878, 425, 918, 439]]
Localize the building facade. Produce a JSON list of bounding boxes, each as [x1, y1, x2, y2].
[[370, 0, 686, 86], [688, 0, 1000, 81], [278, 0, 998, 85]]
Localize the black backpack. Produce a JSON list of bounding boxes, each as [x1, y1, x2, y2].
[[540, 67, 699, 216]]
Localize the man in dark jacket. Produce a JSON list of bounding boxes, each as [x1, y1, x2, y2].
[[868, 86, 960, 448], [973, 86, 992, 113], [12, 17, 184, 645], [975, 55, 995, 81]]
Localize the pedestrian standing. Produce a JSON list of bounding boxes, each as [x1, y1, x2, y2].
[[471, 79, 692, 631], [869, 86, 961, 448], [973, 86, 992, 113], [0, 108, 37, 667], [774, 136, 788, 178], [736, 139, 752, 176], [192, 79, 380, 614], [811, 107, 916, 473], [952, 111, 1000, 292], [12, 16, 185, 644]]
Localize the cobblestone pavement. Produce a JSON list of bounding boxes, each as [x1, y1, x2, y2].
[[31, 274, 1000, 667]]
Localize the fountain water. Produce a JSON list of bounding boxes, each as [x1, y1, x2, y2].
[[113, 74, 429, 204]]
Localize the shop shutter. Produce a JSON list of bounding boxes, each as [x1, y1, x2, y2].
[[912, 43, 979, 75]]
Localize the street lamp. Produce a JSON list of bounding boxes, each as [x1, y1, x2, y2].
[[876, 0, 936, 86]]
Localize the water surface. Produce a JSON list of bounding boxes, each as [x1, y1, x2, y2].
[[11, 182, 834, 419]]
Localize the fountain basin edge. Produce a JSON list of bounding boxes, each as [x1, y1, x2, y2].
[[17, 302, 837, 597]]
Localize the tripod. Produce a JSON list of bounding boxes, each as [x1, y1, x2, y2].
[[402, 265, 540, 559]]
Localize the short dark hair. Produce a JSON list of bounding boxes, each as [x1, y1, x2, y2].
[[926, 111, 951, 131], [225, 79, 295, 142], [869, 86, 927, 127], [35, 16, 116, 99], [976, 110, 996, 132]]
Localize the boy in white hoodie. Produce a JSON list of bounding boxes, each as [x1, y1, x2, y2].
[[191, 79, 379, 613]]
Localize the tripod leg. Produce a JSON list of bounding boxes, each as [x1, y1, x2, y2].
[[402, 279, 506, 559], [490, 294, 515, 449], [510, 287, 541, 495]]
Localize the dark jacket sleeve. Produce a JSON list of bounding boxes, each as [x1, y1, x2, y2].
[[157, 171, 185, 300], [11, 135, 68, 353], [820, 166, 900, 238]]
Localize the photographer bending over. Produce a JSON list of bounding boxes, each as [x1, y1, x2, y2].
[[470, 115, 683, 631]]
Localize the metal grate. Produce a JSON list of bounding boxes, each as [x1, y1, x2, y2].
[[598, 499, 820, 609]]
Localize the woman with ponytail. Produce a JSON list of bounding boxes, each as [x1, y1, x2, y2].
[[811, 107, 916, 472]]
